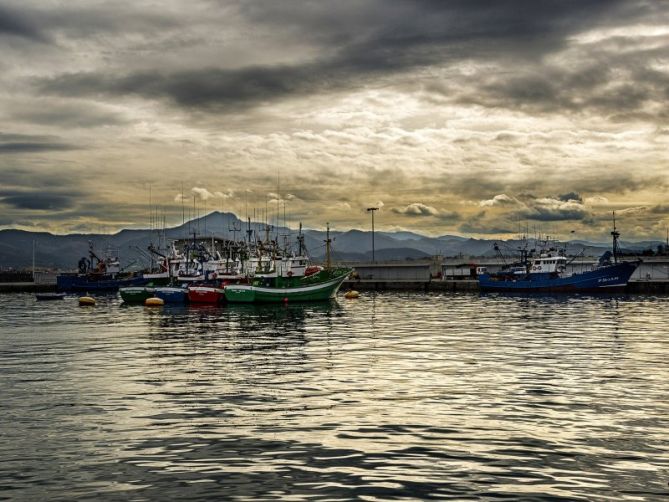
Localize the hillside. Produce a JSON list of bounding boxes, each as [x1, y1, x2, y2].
[[0, 211, 662, 270]]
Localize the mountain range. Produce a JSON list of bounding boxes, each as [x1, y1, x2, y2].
[[0, 211, 663, 270]]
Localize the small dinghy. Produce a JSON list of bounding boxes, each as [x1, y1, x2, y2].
[[36, 292, 66, 301]]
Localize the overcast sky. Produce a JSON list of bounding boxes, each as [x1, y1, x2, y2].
[[1, 0, 668, 240]]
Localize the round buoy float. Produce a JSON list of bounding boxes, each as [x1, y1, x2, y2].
[[344, 290, 360, 299], [145, 297, 165, 307], [79, 296, 96, 306]]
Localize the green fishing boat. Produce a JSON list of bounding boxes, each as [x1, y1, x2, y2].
[[224, 223, 350, 303], [119, 286, 155, 304], [224, 267, 350, 303]]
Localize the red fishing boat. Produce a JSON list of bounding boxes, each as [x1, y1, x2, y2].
[[187, 283, 226, 303]]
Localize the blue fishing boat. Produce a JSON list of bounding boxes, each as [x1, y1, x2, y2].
[[154, 285, 188, 303], [57, 241, 145, 292], [58, 274, 145, 292], [479, 216, 640, 293]]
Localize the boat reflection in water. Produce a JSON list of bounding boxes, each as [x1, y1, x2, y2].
[[145, 300, 342, 338]]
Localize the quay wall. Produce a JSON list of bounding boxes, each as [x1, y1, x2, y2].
[[344, 278, 669, 294], [345, 257, 669, 294], [0, 282, 57, 293]]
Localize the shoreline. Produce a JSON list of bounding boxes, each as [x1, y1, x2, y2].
[[4, 279, 669, 295]]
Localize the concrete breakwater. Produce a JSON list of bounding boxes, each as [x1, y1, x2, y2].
[[0, 271, 58, 293]]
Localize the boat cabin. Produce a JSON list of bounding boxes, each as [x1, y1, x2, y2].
[[530, 255, 567, 274]]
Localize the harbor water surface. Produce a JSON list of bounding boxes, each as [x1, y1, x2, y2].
[[1, 292, 669, 500]]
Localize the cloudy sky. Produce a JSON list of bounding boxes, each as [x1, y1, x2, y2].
[[1, 0, 668, 240]]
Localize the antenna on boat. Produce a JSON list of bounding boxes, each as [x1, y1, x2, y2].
[[611, 211, 620, 264], [192, 195, 196, 235], [229, 218, 241, 242], [149, 184, 152, 231], [276, 167, 282, 243], [181, 183, 185, 233]]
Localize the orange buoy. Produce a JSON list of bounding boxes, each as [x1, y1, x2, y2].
[[344, 290, 360, 299], [145, 297, 165, 307], [79, 296, 96, 306]]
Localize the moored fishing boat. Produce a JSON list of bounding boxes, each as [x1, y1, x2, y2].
[[120, 286, 155, 304], [224, 224, 351, 303], [224, 268, 350, 303], [478, 214, 640, 293], [187, 283, 226, 304], [154, 285, 188, 304], [57, 241, 144, 292]]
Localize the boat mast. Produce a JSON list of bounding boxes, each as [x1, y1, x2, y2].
[[325, 222, 332, 269], [297, 222, 305, 256], [246, 217, 253, 243], [611, 211, 620, 264]]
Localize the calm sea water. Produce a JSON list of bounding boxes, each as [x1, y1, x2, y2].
[[1, 292, 669, 501]]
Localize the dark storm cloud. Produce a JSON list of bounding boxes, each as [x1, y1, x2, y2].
[[35, 0, 640, 112], [0, 165, 81, 190], [559, 192, 583, 203], [38, 66, 317, 109], [239, 0, 632, 53], [0, 3, 179, 42], [0, 190, 79, 211], [6, 100, 129, 128], [521, 208, 588, 222], [650, 205, 669, 215], [459, 56, 669, 117], [0, 142, 79, 153], [0, 133, 80, 153], [0, 5, 47, 42], [458, 224, 515, 235]]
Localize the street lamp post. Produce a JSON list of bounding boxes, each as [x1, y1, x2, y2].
[[366, 207, 379, 263]]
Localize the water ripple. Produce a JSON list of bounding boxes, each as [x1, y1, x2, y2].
[[1, 292, 669, 500]]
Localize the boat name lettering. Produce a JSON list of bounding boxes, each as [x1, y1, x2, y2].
[[598, 276, 619, 283]]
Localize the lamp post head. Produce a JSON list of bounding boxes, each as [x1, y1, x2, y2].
[[366, 207, 379, 212]]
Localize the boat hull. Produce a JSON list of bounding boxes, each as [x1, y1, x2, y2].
[[187, 286, 225, 304], [479, 261, 639, 293], [154, 287, 188, 304], [120, 286, 155, 304], [224, 273, 348, 303], [36, 293, 66, 301], [57, 274, 145, 292]]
